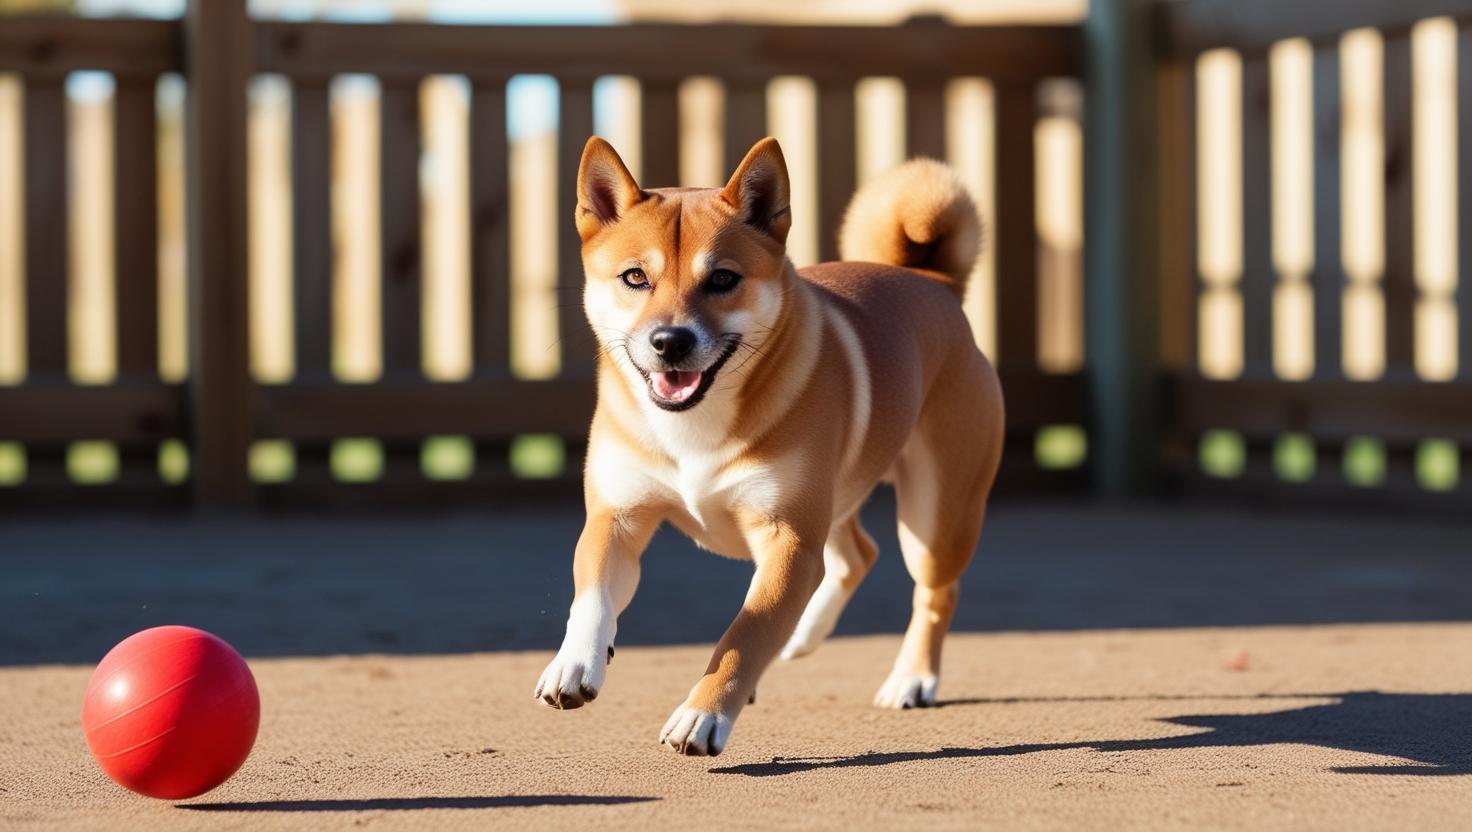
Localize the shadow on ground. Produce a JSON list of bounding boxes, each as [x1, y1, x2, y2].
[[710, 691, 1472, 777], [178, 795, 658, 811], [4, 495, 1472, 663]]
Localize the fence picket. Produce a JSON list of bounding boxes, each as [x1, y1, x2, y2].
[[1458, 26, 1472, 383], [115, 77, 159, 377], [470, 78, 511, 377], [291, 78, 333, 378], [816, 80, 856, 264], [1383, 34, 1416, 374], [1312, 44, 1344, 380], [23, 79, 68, 377], [722, 79, 766, 175], [378, 79, 423, 378], [1241, 56, 1275, 378], [557, 77, 596, 377], [995, 82, 1039, 371], [906, 81, 946, 160], [640, 80, 680, 189]]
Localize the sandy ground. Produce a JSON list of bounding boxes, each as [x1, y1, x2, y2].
[[5, 625, 1472, 831], [4, 499, 1472, 829]]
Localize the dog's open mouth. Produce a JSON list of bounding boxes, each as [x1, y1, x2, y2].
[[642, 340, 739, 412], [651, 371, 704, 405]]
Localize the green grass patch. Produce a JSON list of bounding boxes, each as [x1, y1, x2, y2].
[[1342, 437, 1385, 487], [423, 435, 475, 481], [68, 441, 118, 485], [158, 439, 190, 484], [1035, 425, 1087, 470], [1274, 434, 1315, 482], [332, 438, 383, 482], [250, 440, 296, 483], [0, 442, 25, 486], [1199, 430, 1244, 479], [1417, 439, 1459, 492], [511, 434, 565, 479]]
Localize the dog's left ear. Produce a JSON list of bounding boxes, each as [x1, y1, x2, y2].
[[721, 137, 791, 245], [576, 137, 644, 243]]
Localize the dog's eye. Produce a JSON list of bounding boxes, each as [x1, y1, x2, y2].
[[619, 268, 650, 290], [706, 269, 742, 293]]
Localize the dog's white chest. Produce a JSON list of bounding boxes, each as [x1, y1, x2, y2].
[[660, 451, 779, 559]]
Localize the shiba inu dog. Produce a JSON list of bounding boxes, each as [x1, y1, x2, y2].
[[534, 136, 1004, 756]]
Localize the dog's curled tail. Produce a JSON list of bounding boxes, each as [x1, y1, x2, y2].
[[837, 158, 982, 299]]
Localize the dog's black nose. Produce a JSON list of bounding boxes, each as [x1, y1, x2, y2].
[[649, 326, 697, 362]]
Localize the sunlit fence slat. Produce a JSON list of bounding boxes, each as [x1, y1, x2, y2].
[[1460, 26, 1472, 385]]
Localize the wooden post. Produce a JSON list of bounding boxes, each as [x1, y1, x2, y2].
[[1083, 0, 1161, 495], [184, 0, 253, 505]]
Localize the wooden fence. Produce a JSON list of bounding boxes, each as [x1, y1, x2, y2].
[[1155, 0, 1472, 510], [2, 0, 1471, 512], [0, 4, 1085, 507]]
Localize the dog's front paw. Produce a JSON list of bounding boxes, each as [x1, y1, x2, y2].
[[874, 672, 938, 709], [659, 705, 733, 756], [533, 647, 610, 709]]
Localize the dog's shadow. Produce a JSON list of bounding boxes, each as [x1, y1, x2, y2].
[[710, 691, 1472, 777], [178, 795, 658, 812]]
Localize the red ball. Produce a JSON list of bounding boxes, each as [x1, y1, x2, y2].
[[82, 626, 259, 800]]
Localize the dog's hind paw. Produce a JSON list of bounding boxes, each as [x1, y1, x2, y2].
[[534, 652, 605, 710], [659, 706, 733, 756], [873, 672, 938, 709]]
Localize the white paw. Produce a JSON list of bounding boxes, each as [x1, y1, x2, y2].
[[533, 645, 611, 710], [779, 580, 848, 660], [659, 705, 733, 756], [874, 672, 938, 709]]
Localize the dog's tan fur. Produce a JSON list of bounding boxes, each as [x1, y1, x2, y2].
[[534, 137, 1004, 756]]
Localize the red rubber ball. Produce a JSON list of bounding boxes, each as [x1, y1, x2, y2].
[[82, 626, 259, 800]]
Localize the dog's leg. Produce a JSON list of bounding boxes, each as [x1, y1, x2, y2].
[[660, 518, 825, 756], [535, 507, 660, 709], [875, 422, 996, 709], [780, 514, 878, 660]]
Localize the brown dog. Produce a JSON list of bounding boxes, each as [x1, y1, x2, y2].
[[534, 136, 1004, 756]]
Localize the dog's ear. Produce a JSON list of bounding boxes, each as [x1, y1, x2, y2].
[[721, 137, 791, 245], [576, 137, 644, 242]]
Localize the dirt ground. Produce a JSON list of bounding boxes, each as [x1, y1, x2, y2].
[[3, 499, 1472, 829], [4, 625, 1472, 831]]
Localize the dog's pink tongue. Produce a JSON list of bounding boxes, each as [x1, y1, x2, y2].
[[653, 370, 702, 403]]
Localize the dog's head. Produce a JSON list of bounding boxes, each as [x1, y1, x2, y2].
[[576, 136, 791, 412]]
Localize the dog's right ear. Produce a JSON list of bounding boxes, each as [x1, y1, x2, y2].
[[575, 137, 644, 243]]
